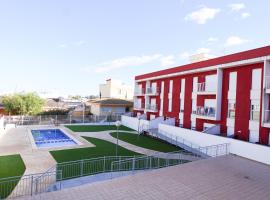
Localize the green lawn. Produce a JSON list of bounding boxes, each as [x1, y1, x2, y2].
[[50, 137, 142, 179], [65, 125, 134, 132], [110, 132, 182, 152], [0, 154, 26, 199], [50, 136, 141, 163]]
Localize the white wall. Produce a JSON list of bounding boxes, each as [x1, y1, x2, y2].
[[100, 79, 134, 99], [121, 115, 149, 132], [159, 124, 270, 165]]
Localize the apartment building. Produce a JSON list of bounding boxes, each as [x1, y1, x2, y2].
[[133, 45, 270, 145], [99, 79, 133, 100]]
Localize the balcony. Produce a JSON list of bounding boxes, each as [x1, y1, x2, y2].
[[145, 87, 160, 96], [197, 82, 216, 95], [134, 103, 145, 110], [196, 106, 216, 119], [134, 88, 145, 96], [145, 104, 158, 112]]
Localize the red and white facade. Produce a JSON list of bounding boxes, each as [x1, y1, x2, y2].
[[133, 45, 270, 146]]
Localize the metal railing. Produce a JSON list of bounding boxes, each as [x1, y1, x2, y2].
[[57, 156, 136, 180], [148, 129, 229, 158], [196, 106, 216, 117], [110, 150, 200, 178], [145, 87, 160, 96], [4, 114, 122, 126], [134, 103, 145, 110], [0, 170, 61, 199], [145, 104, 158, 112], [197, 82, 216, 93]]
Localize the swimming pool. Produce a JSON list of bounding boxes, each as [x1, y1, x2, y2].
[[31, 129, 77, 148]]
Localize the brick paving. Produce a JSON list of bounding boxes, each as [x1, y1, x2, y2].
[[20, 155, 270, 200]]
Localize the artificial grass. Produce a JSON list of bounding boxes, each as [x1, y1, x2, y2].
[[110, 132, 182, 152], [50, 137, 141, 163], [0, 154, 26, 199], [65, 125, 134, 132], [50, 137, 142, 179]]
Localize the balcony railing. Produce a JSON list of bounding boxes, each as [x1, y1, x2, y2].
[[196, 106, 216, 117], [197, 82, 216, 93], [134, 103, 145, 110], [134, 88, 145, 96], [145, 104, 158, 112], [145, 87, 160, 96], [265, 76, 270, 90]]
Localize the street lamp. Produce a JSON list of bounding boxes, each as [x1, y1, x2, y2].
[[115, 120, 121, 157], [82, 102, 85, 124]]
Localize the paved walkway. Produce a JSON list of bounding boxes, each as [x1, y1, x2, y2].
[[0, 126, 94, 198], [78, 131, 199, 161], [20, 155, 270, 200]]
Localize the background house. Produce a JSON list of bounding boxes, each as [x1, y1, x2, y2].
[[87, 98, 133, 116], [99, 79, 133, 100]]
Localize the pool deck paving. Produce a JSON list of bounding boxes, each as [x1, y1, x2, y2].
[[0, 126, 200, 198], [19, 155, 270, 200]]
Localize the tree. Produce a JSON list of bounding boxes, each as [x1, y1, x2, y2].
[[2, 93, 45, 116]]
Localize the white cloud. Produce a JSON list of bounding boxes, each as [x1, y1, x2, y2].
[[229, 3, 246, 12], [196, 47, 211, 54], [88, 54, 162, 73], [160, 55, 175, 67], [224, 36, 250, 47], [185, 6, 220, 24], [59, 44, 68, 48], [74, 40, 86, 46], [241, 12, 250, 18], [207, 37, 219, 43]]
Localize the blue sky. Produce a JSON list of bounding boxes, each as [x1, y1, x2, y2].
[[0, 0, 269, 96]]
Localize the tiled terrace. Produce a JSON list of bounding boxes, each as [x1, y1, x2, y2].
[[20, 155, 270, 200]]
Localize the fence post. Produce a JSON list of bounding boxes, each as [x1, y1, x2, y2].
[[103, 156, 106, 172], [80, 160, 84, 176], [30, 175, 34, 196], [132, 156, 135, 173], [149, 156, 152, 169], [69, 115, 72, 124], [216, 145, 218, 157], [35, 178, 38, 195], [59, 171, 62, 191]]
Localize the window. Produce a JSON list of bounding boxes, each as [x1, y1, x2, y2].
[[180, 79, 185, 113], [180, 100, 184, 113], [168, 98, 172, 112], [251, 69, 262, 90], [205, 74, 217, 92], [193, 77, 198, 92], [250, 100, 260, 121], [192, 100, 197, 114], [227, 100, 236, 118], [168, 80, 173, 112], [159, 81, 164, 116], [229, 72, 237, 91], [169, 80, 173, 93]]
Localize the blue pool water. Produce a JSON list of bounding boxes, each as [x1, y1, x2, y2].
[[31, 129, 77, 148]]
